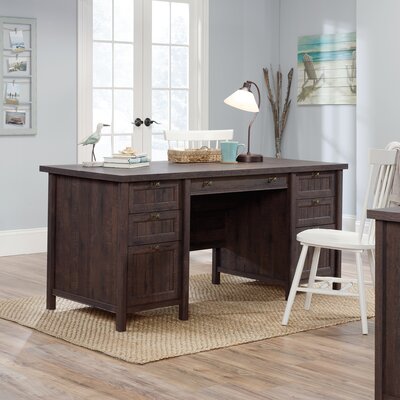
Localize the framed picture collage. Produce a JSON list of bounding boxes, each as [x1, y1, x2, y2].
[[0, 16, 36, 135]]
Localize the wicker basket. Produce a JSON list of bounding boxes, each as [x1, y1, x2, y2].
[[168, 147, 221, 163]]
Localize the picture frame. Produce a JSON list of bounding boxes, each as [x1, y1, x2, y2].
[[8, 58, 28, 73], [297, 32, 356, 105], [5, 110, 26, 125], [0, 16, 36, 135]]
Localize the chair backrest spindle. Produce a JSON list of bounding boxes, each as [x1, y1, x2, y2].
[[359, 148, 397, 244], [164, 130, 234, 150]]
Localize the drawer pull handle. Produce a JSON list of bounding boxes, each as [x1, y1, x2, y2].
[[267, 177, 277, 183], [152, 245, 160, 251], [151, 181, 161, 188], [312, 172, 320, 177], [150, 213, 161, 220], [312, 199, 321, 205], [202, 180, 213, 187]]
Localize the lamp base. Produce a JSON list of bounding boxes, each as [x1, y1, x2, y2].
[[236, 153, 263, 163]]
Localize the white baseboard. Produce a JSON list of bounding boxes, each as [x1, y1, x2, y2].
[[0, 228, 47, 257]]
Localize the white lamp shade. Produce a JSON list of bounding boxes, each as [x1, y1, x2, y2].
[[224, 89, 259, 112]]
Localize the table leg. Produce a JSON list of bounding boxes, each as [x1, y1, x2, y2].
[[179, 303, 188, 320], [212, 248, 221, 284], [116, 312, 127, 332], [180, 179, 190, 321], [46, 293, 56, 310], [46, 175, 56, 310]]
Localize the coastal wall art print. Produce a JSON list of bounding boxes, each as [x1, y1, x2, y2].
[[297, 32, 356, 105]]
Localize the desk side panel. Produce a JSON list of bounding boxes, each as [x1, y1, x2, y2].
[[376, 221, 400, 399], [53, 175, 121, 306]]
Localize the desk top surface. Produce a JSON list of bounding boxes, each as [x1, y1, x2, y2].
[[40, 158, 348, 183], [367, 207, 400, 222]]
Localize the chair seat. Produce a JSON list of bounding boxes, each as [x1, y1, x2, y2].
[[297, 229, 374, 251]]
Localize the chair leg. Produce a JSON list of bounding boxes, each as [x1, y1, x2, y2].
[[367, 249, 375, 288], [305, 247, 321, 310], [356, 252, 368, 335], [282, 245, 309, 326]]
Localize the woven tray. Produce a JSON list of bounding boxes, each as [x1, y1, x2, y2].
[[168, 147, 221, 163]]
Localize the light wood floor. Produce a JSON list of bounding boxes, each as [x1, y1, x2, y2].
[[0, 251, 374, 400]]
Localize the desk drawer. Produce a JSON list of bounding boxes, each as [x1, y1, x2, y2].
[[128, 210, 180, 245], [295, 172, 336, 198], [127, 242, 181, 306], [129, 181, 180, 213], [296, 197, 335, 227], [191, 175, 287, 195]]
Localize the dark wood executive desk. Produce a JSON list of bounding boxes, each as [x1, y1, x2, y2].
[[40, 159, 347, 331], [367, 208, 400, 400]]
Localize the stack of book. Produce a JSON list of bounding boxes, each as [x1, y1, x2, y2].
[[103, 153, 150, 169]]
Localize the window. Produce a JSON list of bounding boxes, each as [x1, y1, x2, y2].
[[78, 0, 209, 162]]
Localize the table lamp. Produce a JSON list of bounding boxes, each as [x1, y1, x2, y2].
[[224, 81, 263, 162]]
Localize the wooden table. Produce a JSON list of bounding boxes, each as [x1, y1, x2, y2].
[[40, 159, 347, 331], [367, 207, 400, 400]]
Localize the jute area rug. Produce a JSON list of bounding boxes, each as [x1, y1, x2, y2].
[[0, 274, 374, 364]]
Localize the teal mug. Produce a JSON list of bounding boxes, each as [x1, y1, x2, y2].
[[220, 141, 246, 163]]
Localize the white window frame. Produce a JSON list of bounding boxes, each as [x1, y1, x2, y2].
[[77, 0, 209, 162]]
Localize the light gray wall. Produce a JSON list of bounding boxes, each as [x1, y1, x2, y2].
[[0, 0, 363, 233], [209, 0, 357, 216], [0, 0, 77, 230], [356, 0, 400, 214], [279, 0, 357, 216], [209, 0, 279, 156]]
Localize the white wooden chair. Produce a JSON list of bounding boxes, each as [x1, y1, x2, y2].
[[282, 147, 397, 335], [164, 129, 234, 149]]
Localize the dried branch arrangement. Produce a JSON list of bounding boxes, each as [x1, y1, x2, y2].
[[263, 66, 294, 158]]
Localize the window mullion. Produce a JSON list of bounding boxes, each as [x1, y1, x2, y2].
[[168, 1, 172, 131], [111, 0, 115, 154]]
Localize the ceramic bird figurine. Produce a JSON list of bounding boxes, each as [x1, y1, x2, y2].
[[79, 123, 110, 162]]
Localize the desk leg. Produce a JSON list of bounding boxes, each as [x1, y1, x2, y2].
[[116, 312, 127, 332], [116, 182, 129, 332], [46, 174, 56, 310], [179, 179, 190, 321], [333, 249, 342, 290], [179, 292, 189, 321], [179, 241, 189, 321], [212, 248, 221, 284], [46, 294, 56, 310]]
